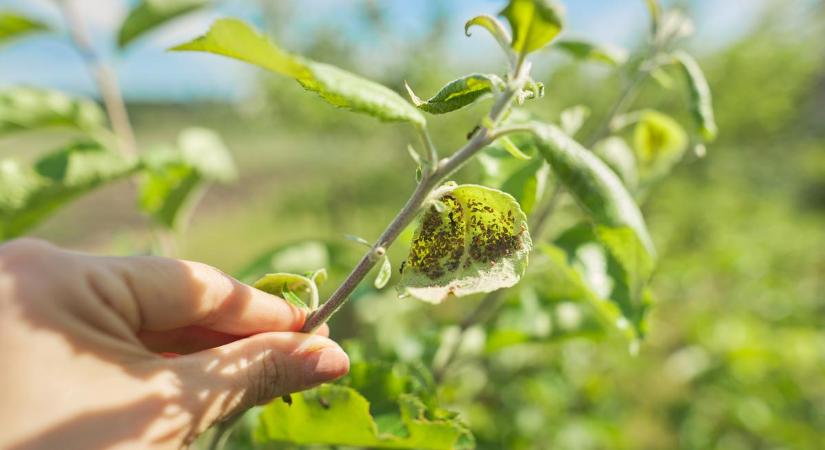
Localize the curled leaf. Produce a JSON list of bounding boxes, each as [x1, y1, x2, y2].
[[254, 272, 322, 310], [374, 255, 392, 289], [464, 14, 514, 63], [673, 50, 717, 142], [399, 184, 532, 303], [172, 19, 425, 126], [405, 74, 501, 114]]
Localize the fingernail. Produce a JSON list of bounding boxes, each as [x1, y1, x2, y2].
[[302, 345, 349, 385]]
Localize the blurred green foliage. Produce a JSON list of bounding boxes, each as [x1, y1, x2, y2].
[[2, 1, 824, 449]]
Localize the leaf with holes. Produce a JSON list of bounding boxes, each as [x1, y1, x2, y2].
[[172, 19, 425, 126], [399, 184, 532, 303]]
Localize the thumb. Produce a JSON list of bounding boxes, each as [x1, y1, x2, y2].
[[170, 332, 349, 431]]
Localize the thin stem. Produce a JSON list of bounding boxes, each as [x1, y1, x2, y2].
[[301, 67, 530, 333], [416, 124, 439, 170], [487, 125, 535, 142], [59, 0, 138, 157]]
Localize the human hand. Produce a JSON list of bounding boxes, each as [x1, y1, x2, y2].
[[0, 239, 349, 450]]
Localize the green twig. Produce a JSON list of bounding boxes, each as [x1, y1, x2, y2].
[[301, 63, 532, 333]]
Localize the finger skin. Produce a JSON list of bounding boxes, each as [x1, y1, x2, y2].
[[138, 323, 330, 354], [94, 255, 308, 335], [0, 239, 345, 449], [171, 332, 349, 434], [0, 239, 309, 336]]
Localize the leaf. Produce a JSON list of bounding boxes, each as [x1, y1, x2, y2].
[[497, 136, 531, 160], [595, 225, 654, 325], [500, 158, 549, 214], [341, 360, 439, 424], [254, 385, 474, 449], [555, 39, 628, 66], [673, 50, 718, 142], [138, 127, 236, 229], [172, 18, 425, 126], [478, 132, 547, 214], [0, 141, 137, 239], [254, 272, 321, 310], [632, 110, 688, 181], [118, 0, 208, 48], [555, 224, 651, 336], [650, 67, 675, 89], [593, 137, 639, 190], [541, 233, 642, 340], [177, 127, 236, 182], [405, 74, 501, 115], [375, 255, 392, 289], [530, 123, 655, 256], [500, 0, 564, 57], [0, 12, 49, 45], [464, 14, 513, 61], [0, 87, 106, 135], [399, 184, 532, 303]]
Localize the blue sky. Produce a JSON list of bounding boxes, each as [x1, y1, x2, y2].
[[0, 0, 768, 102]]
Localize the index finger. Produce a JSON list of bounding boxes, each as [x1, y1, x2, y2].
[[93, 255, 308, 335]]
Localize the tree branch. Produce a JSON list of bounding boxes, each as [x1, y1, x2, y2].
[[301, 65, 530, 333], [59, 0, 138, 157]]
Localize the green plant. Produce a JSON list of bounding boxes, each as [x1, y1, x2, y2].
[[0, 0, 718, 448]]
